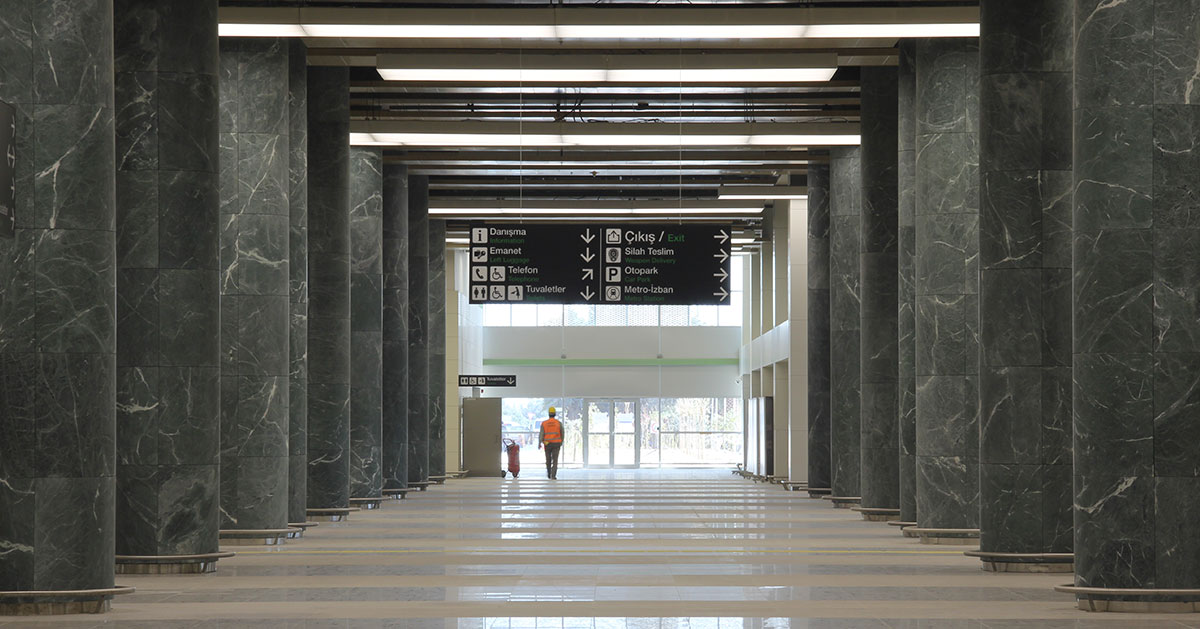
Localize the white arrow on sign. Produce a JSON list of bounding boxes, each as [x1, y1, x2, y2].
[[713, 229, 729, 244], [581, 287, 595, 301], [506, 377, 515, 385], [582, 268, 594, 280], [714, 287, 729, 301], [580, 228, 595, 244], [580, 251, 595, 263], [713, 268, 729, 282], [713, 250, 729, 263]]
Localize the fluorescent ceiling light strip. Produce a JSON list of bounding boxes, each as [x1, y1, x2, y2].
[[220, 23, 978, 40], [720, 193, 809, 200], [350, 132, 859, 147], [429, 206, 762, 215], [719, 185, 808, 200], [376, 67, 836, 84]]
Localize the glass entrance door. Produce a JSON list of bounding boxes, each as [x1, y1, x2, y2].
[[584, 398, 640, 467]]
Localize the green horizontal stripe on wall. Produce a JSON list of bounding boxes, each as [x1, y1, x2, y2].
[[482, 358, 739, 367]]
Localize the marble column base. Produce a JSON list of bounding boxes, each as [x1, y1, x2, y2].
[[0, 587, 136, 616], [903, 527, 980, 545], [962, 551, 1073, 573], [307, 507, 355, 522], [285, 522, 319, 539], [1054, 586, 1200, 613], [219, 529, 298, 546], [349, 497, 384, 510], [382, 488, 409, 500], [428, 476, 448, 485], [781, 481, 808, 491], [408, 481, 431, 491], [887, 520, 917, 529], [852, 507, 901, 522], [806, 487, 832, 499], [114, 552, 236, 575], [823, 495, 862, 509]]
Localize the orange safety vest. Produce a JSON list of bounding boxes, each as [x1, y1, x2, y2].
[[542, 418, 563, 444]]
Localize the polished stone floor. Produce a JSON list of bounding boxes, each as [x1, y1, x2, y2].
[[3, 469, 1197, 628]]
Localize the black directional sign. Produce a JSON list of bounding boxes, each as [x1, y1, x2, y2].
[[468, 223, 732, 306], [0, 100, 15, 238], [458, 374, 518, 387]]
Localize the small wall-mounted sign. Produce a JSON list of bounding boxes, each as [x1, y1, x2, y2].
[[0, 100, 15, 238], [458, 374, 517, 387]]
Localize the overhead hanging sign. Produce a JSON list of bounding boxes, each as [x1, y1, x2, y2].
[[0, 100, 14, 238], [467, 222, 732, 306]]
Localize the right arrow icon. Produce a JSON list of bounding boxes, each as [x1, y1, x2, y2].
[[713, 229, 729, 244], [713, 287, 729, 301], [713, 268, 729, 282], [713, 250, 729, 263]]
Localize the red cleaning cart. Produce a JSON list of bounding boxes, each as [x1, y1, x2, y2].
[[501, 438, 520, 478]]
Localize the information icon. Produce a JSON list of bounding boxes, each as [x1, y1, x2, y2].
[[472, 228, 488, 244]]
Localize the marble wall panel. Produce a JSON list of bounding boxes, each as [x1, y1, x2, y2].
[[428, 219, 447, 477], [0, 0, 117, 592], [407, 175, 430, 484], [217, 38, 290, 532], [914, 38, 980, 532], [287, 40, 309, 525], [1072, 0, 1200, 592], [306, 66, 352, 510], [828, 147, 861, 500], [806, 164, 832, 491], [897, 41, 918, 524], [382, 166, 410, 490], [858, 67, 900, 512], [349, 147, 383, 499]]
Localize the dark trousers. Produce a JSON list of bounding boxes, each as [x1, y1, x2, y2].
[[544, 442, 562, 478]]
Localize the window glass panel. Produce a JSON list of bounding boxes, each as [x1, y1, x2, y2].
[[565, 304, 595, 326], [626, 305, 658, 326], [537, 304, 564, 327], [561, 398, 585, 465], [718, 292, 743, 327], [595, 305, 627, 326], [660, 305, 688, 326], [483, 304, 511, 326], [689, 305, 718, 326], [731, 257, 744, 291], [511, 304, 537, 326], [501, 397, 561, 433], [639, 398, 661, 467]]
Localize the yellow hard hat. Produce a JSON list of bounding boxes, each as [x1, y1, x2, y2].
[[548, 407, 556, 415]]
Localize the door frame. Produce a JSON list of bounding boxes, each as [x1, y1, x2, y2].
[[582, 397, 641, 468]]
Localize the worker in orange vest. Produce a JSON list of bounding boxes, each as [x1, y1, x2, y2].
[[538, 407, 564, 480]]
